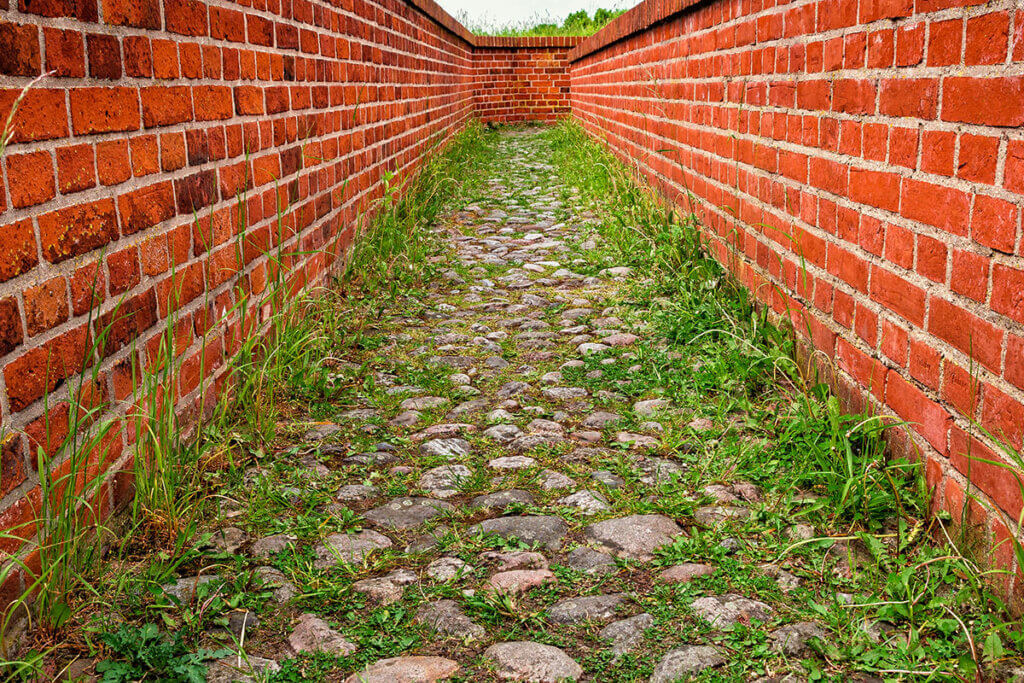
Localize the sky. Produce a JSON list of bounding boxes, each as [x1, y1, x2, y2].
[[436, 0, 636, 29]]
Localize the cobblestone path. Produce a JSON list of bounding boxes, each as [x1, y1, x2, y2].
[[192, 128, 970, 682]]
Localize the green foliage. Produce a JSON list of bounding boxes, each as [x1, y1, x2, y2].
[[465, 8, 626, 37], [95, 623, 229, 683]]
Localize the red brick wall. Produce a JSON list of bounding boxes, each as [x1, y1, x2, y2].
[[473, 36, 580, 124], [0, 0, 478, 598], [570, 0, 1024, 587]]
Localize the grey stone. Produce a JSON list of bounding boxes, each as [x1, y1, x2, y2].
[[345, 656, 460, 682], [419, 465, 473, 498], [314, 530, 393, 568], [484, 424, 523, 442], [480, 550, 548, 570], [489, 455, 536, 469], [426, 556, 473, 582], [484, 642, 582, 682], [633, 399, 670, 416], [211, 527, 247, 554], [547, 593, 625, 624], [600, 613, 653, 656], [582, 411, 621, 428], [469, 515, 567, 551], [694, 505, 750, 526], [473, 489, 535, 511], [657, 563, 716, 584], [577, 342, 609, 354], [390, 410, 422, 427], [419, 438, 471, 459], [416, 600, 486, 640], [251, 533, 295, 560], [566, 547, 617, 575], [592, 470, 625, 488], [162, 575, 219, 604], [650, 646, 726, 682], [208, 656, 279, 683], [539, 469, 575, 490], [584, 515, 684, 560], [288, 613, 357, 655], [770, 622, 827, 656], [542, 387, 589, 401], [691, 594, 773, 629], [337, 484, 380, 502], [363, 497, 453, 531], [557, 489, 610, 514], [352, 569, 417, 605], [487, 569, 556, 594]]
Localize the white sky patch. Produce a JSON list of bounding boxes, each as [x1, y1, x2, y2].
[[437, 0, 636, 28]]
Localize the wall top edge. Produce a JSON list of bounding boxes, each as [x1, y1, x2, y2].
[[568, 0, 700, 62], [404, 0, 586, 50]]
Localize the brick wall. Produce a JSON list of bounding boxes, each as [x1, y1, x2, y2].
[[0, 0, 481, 601], [570, 0, 1024, 589], [473, 36, 580, 124]]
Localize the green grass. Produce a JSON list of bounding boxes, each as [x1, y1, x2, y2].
[[462, 8, 626, 37]]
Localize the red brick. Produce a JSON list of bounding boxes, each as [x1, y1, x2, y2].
[[56, 144, 96, 194], [43, 27, 85, 77], [3, 325, 89, 412], [130, 135, 160, 177], [950, 250, 988, 302], [927, 19, 962, 66], [19, 0, 96, 21], [193, 86, 233, 121], [210, 6, 244, 43], [102, 0, 159, 28], [0, 297, 23, 357], [870, 265, 926, 326], [165, 0, 207, 35], [965, 12, 1009, 66], [0, 88, 69, 142], [160, 132, 187, 171], [884, 223, 914, 269], [909, 337, 940, 388], [0, 21, 41, 76], [70, 87, 140, 135], [832, 78, 876, 115], [23, 276, 68, 336], [141, 85, 193, 128], [0, 219, 38, 283], [992, 264, 1024, 324], [95, 139, 131, 186], [916, 234, 947, 283], [879, 78, 937, 119], [1008, 335, 1024, 392], [972, 194, 1018, 253], [886, 369, 951, 451], [152, 38, 180, 78], [69, 261, 105, 316], [981, 385, 1024, 449], [895, 22, 924, 66], [949, 428, 1022, 520], [118, 181, 175, 235], [1003, 140, 1024, 195], [942, 77, 1024, 127], [234, 85, 264, 115], [86, 33, 121, 79], [943, 361, 982, 418], [174, 170, 218, 213], [849, 168, 900, 213], [0, 433, 25, 498], [6, 151, 55, 208], [901, 179, 970, 234], [920, 130, 955, 176], [107, 247, 141, 295], [956, 134, 998, 184], [38, 198, 119, 264], [929, 297, 1005, 372], [123, 36, 152, 77], [96, 289, 157, 359]]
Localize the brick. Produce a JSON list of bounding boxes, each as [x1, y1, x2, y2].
[[174, 170, 218, 213], [43, 27, 85, 77], [165, 0, 207, 36], [19, 0, 96, 21], [0, 21, 41, 76], [0, 297, 23, 357], [0, 88, 68, 142], [885, 369, 951, 452], [141, 85, 193, 128], [981, 385, 1024, 449], [1008, 335, 1024, 392], [118, 181, 175, 235], [24, 276, 69, 336], [152, 38, 179, 78], [0, 219, 38, 283], [965, 12, 1009, 66], [102, 0, 159, 28], [992, 264, 1024, 324], [927, 19, 962, 67], [69, 261, 105, 316], [234, 85, 264, 115], [920, 130, 955, 176], [950, 250, 988, 302], [949, 428, 1022, 520], [70, 87, 139, 135], [0, 433, 25, 498], [95, 139, 131, 186], [956, 134, 998, 184], [972, 195, 1018, 253], [879, 78, 937, 119], [107, 247, 141, 295], [1004, 140, 1024, 195], [130, 135, 160, 177], [895, 23, 924, 66], [210, 6, 244, 43], [870, 265, 926, 326], [96, 289, 157, 358], [123, 36, 152, 77], [86, 33, 121, 79], [193, 86, 233, 121], [916, 234, 947, 283], [929, 297, 1004, 372], [909, 337, 940, 388], [849, 168, 900, 213], [832, 78, 876, 115], [901, 179, 970, 234], [56, 144, 96, 194], [3, 325, 89, 412], [38, 199, 119, 264], [6, 151, 55, 208], [160, 132, 187, 171], [942, 77, 1024, 127]]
